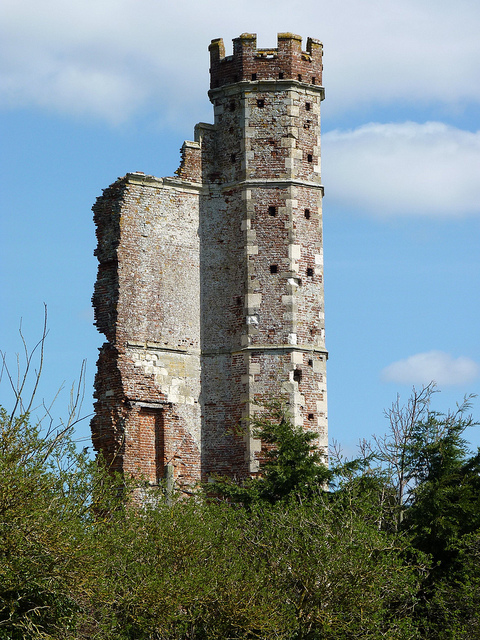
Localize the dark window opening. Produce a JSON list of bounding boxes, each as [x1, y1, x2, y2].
[[293, 369, 302, 383], [230, 153, 236, 163], [229, 101, 236, 112], [270, 264, 278, 274], [268, 205, 277, 216], [298, 74, 302, 82], [304, 208, 311, 219], [305, 102, 311, 111], [234, 74, 239, 82], [312, 76, 316, 85], [307, 154, 313, 163], [252, 73, 257, 81], [308, 359, 313, 367], [304, 122, 310, 130], [308, 413, 315, 421], [236, 296, 242, 305], [257, 98, 264, 108], [279, 72, 284, 79], [307, 267, 314, 277]]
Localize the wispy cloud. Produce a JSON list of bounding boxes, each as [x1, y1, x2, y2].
[[381, 351, 479, 386], [323, 122, 480, 218], [0, 0, 479, 124]]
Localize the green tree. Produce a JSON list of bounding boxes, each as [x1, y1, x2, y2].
[[209, 399, 331, 505], [0, 310, 124, 638]]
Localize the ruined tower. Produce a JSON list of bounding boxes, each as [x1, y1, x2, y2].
[[91, 33, 327, 487]]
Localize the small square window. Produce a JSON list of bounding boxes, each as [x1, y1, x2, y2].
[[293, 369, 302, 383], [308, 413, 314, 421], [257, 99, 264, 108], [270, 264, 278, 274], [307, 267, 314, 277], [268, 205, 277, 216]]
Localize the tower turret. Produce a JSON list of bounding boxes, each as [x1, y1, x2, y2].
[[200, 33, 327, 474]]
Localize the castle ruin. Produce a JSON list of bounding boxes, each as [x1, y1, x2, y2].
[[91, 33, 328, 487]]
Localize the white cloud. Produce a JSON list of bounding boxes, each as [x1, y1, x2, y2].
[[0, 0, 479, 124], [381, 351, 479, 386], [323, 122, 480, 217]]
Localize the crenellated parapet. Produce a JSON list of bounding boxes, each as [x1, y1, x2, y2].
[[209, 33, 323, 90]]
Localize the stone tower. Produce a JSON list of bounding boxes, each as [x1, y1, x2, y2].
[[91, 33, 327, 488]]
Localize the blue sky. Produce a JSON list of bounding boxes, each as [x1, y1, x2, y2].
[[1, 0, 479, 455]]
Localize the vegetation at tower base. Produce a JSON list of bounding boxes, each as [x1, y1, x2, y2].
[[208, 398, 332, 506], [2, 323, 480, 639]]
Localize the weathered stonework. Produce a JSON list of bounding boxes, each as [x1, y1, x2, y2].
[[91, 33, 328, 488]]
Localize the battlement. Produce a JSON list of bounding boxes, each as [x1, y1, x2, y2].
[[209, 33, 323, 90]]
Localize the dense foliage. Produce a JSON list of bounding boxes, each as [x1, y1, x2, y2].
[[1, 333, 479, 640]]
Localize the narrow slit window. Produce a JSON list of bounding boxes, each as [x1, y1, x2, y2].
[[307, 267, 314, 277], [229, 101, 236, 112], [298, 74, 302, 82], [308, 359, 313, 367], [305, 102, 311, 111], [268, 205, 277, 216], [251, 73, 257, 81], [230, 153, 236, 163], [270, 264, 278, 274], [257, 98, 264, 108], [279, 71, 284, 79], [307, 154, 313, 163], [293, 369, 302, 383], [304, 208, 311, 219], [312, 76, 316, 85]]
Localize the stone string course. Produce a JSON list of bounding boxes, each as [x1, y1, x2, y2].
[[91, 33, 328, 488]]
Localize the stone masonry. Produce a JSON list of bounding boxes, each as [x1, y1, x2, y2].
[[91, 33, 328, 488]]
